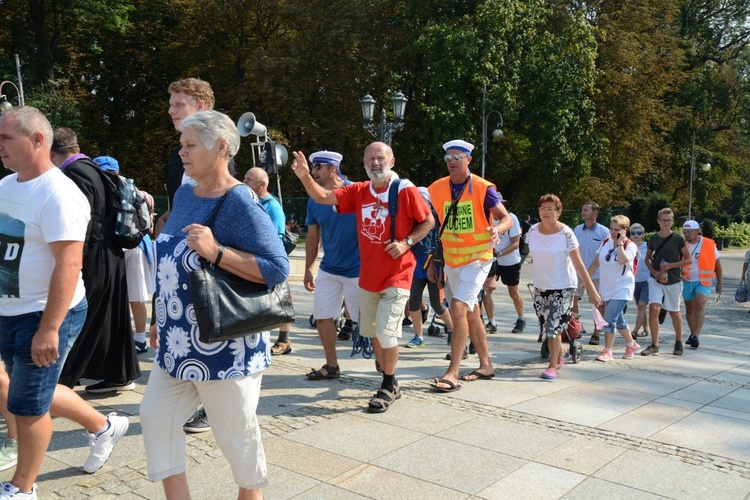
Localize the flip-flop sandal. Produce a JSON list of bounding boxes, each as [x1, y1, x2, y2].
[[431, 378, 462, 392], [461, 370, 495, 381], [306, 364, 340, 380], [368, 386, 401, 413]]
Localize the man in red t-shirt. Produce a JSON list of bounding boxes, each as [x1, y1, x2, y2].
[[292, 142, 434, 413]]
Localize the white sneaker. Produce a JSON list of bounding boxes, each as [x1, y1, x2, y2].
[[83, 413, 129, 473], [0, 482, 37, 499], [0, 439, 18, 471]]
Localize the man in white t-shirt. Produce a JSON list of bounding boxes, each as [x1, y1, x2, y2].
[[482, 204, 526, 334], [573, 201, 609, 345], [0, 107, 130, 498], [681, 220, 723, 349]]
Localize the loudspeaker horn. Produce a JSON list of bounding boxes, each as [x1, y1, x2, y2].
[[237, 112, 267, 137], [275, 145, 289, 167]]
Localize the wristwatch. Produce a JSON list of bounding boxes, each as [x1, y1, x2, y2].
[[406, 237, 414, 247]]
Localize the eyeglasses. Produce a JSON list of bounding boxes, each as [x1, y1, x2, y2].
[[444, 154, 467, 162], [539, 207, 557, 213], [631, 231, 643, 236], [311, 162, 331, 170]]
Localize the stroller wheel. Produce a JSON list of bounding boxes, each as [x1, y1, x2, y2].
[[572, 341, 583, 364], [541, 339, 550, 359], [309, 314, 317, 328], [427, 325, 435, 336], [334, 316, 344, 332]]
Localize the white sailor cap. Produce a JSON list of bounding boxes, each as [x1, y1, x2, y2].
[[309, 151, 343, 166], [442, 140, 474, 155]]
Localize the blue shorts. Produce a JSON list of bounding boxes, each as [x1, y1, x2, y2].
[[683, 281, 712, 301], [634, 281, 649, 304], [602, 299, 628, 333], [0, 299, 87, 416]]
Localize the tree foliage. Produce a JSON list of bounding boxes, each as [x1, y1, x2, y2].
[[1, 0, 749, 223]]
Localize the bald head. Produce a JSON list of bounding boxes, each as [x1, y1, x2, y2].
[[244, 167, 270, 197]]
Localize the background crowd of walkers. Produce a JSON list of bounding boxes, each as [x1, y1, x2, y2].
[[0, 76, 725, 499]]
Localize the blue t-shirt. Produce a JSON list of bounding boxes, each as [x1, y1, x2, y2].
[[260, 194, 286, 237], [306, 180, 360, 278], [154, 184, 289, 381]]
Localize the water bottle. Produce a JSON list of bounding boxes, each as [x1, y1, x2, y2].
[[115, 179, 136, 236], [659, 258, 668, 283]]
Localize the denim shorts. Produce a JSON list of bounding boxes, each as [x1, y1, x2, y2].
[[634, 281, 649, 304], [602, 299, 628, 333], [0, 299, 87, 416]]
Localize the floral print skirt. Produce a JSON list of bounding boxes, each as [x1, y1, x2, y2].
[[533, 288, 575, 341]]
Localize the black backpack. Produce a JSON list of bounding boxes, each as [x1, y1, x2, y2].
[[92, 167, 149, 249]]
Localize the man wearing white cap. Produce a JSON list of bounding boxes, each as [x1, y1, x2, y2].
[[291, 143, 434, 413], [428, 139, 512, 392], [681, 220, 723, 349], [302, 151, 361, 380]]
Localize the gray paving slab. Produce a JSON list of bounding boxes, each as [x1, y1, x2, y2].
[[4, 276, 750, 498]]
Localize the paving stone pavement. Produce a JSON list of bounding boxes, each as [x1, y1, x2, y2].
[[2, 251, 750, 499]]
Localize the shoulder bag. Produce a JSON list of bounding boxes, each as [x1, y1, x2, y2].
[[189, 185, 295, 343], [735, 279, 748, 303]]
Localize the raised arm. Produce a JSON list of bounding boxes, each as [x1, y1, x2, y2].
[[291, 151, 338, 205]]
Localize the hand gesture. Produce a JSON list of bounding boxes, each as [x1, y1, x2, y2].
[[291, 151, 311, 181]]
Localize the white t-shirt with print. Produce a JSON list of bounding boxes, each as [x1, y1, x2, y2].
[[684, 237, 720, 283], [493, 212, 521, 267], [0, 168, 89, 315], [526, 223, 579, 290], [596, 238, 638, 301]]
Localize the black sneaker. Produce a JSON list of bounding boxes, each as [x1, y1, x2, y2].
[[183, 406, 210, 433], [402, 316, 413, 327], [85, 380, 136, 394], [445, 348, 468, 360], [469, 342, 476, 355], [485, 322, 497, 334], [673, 340, 684, 356], [641, 344, 660, 356], [338, 323, 353, 341], [421, 306, 429, 323], [686, 334, 700, 349], [134, 340, 148, 354], [511, 318, 526, 333]]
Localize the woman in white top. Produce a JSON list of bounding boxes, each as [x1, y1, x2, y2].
[[587, 215, 640, 361], [526, 194, 601, 380], [629, 223, 650, 339]]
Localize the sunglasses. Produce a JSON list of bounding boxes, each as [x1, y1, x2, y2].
[[631, 231, 643, 235], [311, 162, 331, 170], [444, 154, 467, 162], [605, 248, 616, 262]]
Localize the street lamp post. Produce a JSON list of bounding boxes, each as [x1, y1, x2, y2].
[[360, 92, 408, 146], [481, 83, 504, 179], [0, 81, 23, 111], [0, 54, 26, 110], [687, 130, 712, 220]]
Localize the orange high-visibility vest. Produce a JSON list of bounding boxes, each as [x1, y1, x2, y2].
[[428, 174, 494, 267], [682, 237, 717, 285]]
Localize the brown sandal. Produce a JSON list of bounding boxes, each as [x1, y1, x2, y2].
[[270, 341, 292, 356], [307, 364, 340, 380]]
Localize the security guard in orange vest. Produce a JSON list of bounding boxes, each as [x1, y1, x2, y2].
[[681, 220, 723, 349], [428, 139, 512, 392]]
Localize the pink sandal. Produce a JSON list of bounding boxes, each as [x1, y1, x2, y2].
[[557, 353, 571, 370], [540, 368, 557, 380]]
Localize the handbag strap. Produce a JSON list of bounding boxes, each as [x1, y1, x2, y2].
[[650, 232, 675, 264], [201, 184, 243, 229]]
